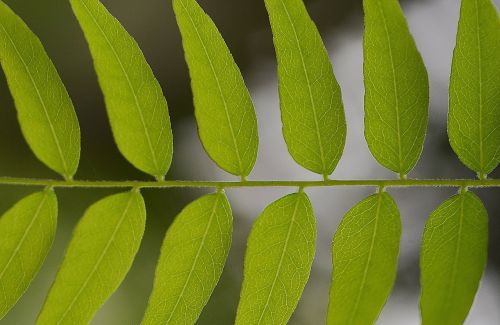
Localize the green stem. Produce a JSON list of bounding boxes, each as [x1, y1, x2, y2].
[[0, 177, 499, 189]]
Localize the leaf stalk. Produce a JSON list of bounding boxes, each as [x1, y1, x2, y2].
[[0, 177, 498, 189]]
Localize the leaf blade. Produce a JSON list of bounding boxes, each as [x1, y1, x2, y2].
[[327, 192, 401, 325], [173, 0, 259, 177], [70, 0, 173, 179], [448, 0, 500, 176], [420, 192, 488, 325], [36, 191, 146, 324], [0, 1, 81, 178], [363, 0, 429, 175], [265, 0, 346, 176], [142, 192, 232, 324], [0, 190, 57, 319], [235, 192, 316, 325]]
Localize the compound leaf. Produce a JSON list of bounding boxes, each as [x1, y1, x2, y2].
[[363, 0, 429, 176], [448, 0, 500, 177], [420, 191, 488, 325], [0, 1, 80, 179], [37, 191, 146, 324], [265, 0, 346, 176], [70, 0, 173, 179], [328, 192, 401, 325], [142, 192, 232, 325], [0, 190, 57, 319], [174, 0, 259, 177], [235, 192, 316, 325]]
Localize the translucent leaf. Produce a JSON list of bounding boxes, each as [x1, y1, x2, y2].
[[328, 192, 401, 325], [420, 191, 488, 325], [235, 192, 316, 324], [70, 0, 173, 179], [37, 191, 146, 324], [0, 190, 57, 319], [0, 1, 80, 179], [448, 0, 500, 177], [363, 0, 429, 176], [264, 0, 346, 177], [142, 192, 232, 324], [173, 0, 259, 177]]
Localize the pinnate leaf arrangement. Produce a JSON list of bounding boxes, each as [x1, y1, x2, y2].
[[0, 0, 499, 324]]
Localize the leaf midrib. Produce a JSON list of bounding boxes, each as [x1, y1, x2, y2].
[[278, 0, 327, 174], [347, 193, 383, 324], [177, 0, 244, 175], [54, 193, 135, 324], [0, 193, 49, 282], [164, 194, 220, 323], [78, 0, 161, 177], [256, 195, 301, 325], [440, 195, 465, 317], [377, 2, 403, 173], [0, 21, 70, 178], [474, 0, 485, 174]]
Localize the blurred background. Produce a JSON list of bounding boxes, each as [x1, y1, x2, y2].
[[0, 0, 499, 324]]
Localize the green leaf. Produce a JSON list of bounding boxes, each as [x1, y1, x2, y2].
[[448, 0, 500, 177], [235, 192, 316, 325], [363, 0, 429, 176], [37, 191, 146, 324], [70, 0, 173, 179], [264, 0, 346, 176], [420, 191, 488, 325], [0, 1, 80, 179], [142, 192, 232, 324], [0, 190, 57, 319], [328, 192, 401, 325], [173, 0, 259, 177]]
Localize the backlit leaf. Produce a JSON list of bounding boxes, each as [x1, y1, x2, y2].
[[0, 1, 80, 179], [142, 192, 232, 324], [70, 0, 173, 179], [363, 0, 429, 176], [37, 191, 146, 324], [235, 192, 316, 325], [0, 190, 57, 319], [264, 0, 346, 177], [174, 0, 259, 177], [328, 192, 401, 325], [420, 191, 488, 325], [448, 0, 500, 177]]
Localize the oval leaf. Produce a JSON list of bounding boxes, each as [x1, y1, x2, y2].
[[37, 191, 146, 324], [235, 192, 316, 324], [0, 1, 80, 179], [420, 191, 488, 325], [328, 192, 401, 324], [70, 0, 173, 179], [173, 0, 259, 177], [363, 0, 429, 176], [142, 192, 232, 324], [448, 0, 500, 177], [265, 0, 346, 177], [0, 190, 57, 319]]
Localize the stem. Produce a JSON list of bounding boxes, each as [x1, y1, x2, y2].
[[0, 177, 498, 189]]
